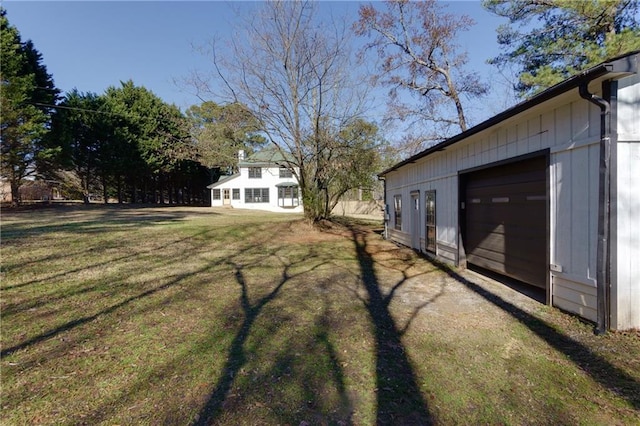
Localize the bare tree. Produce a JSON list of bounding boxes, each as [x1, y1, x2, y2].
[[191, 1, 378, 222], [355, 0, 487, 152]]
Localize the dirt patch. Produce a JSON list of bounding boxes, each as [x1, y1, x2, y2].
[[277, 219, 352, 244]]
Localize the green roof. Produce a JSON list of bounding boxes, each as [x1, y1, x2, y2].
[[240, 147, 295, 167]]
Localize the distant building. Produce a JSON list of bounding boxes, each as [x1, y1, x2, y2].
[[207, 148, 303, 213], [0, 178, 62, 204]]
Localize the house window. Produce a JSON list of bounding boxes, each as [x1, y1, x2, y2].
[[278, 186, 299, 208], [394, 195, 402, 230], [212, 189, 221, 200], [245, 188, 269, 203], [232, 188, 240, 200], [279, 167, 293, 178], [248, 167, 262, 179], [425, 190, 436, 253]]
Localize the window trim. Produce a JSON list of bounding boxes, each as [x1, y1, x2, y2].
[[277, 185, 299, 208], [245, 187, 270, 203], [279, 167, 293, 178], [425, 190, 436, 254], [248, 167, 262, 179], [394, 194, 402, 231]]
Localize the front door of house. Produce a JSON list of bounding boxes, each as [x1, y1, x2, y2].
[[223, 189, 231, 205]]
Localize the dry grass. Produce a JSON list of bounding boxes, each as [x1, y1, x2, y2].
[[1, 205, 639, 425]]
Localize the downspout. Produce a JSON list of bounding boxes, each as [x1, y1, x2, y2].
[[579, 83, 611, 334]]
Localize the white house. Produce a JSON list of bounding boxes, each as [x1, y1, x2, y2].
[[379, 51, 640, 331], [207, 148, 303, 213]]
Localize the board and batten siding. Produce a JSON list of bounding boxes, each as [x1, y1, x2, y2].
[[385, 86, 605, 322], [548, 102, 600, 321], [613, 73, 640, 329]]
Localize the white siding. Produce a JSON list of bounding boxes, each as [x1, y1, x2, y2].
[[385, 71, 640, 329], [618, 73, 640, 142], [384, 87, 603, 323], [210, 165, 302, 213], [612, 73, 640, 329]]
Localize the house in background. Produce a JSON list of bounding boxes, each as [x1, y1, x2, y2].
[[1, 178, 62, 204], [379, 51, 639, 331], [207, 148, 303, 213]]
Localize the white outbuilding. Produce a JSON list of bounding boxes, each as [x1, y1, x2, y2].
[[379, 51, 640, 331]]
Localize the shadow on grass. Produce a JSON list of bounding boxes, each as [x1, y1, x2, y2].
[[68, 247, 353, 425], [438, 265, 640, 411], [349, 226, 433, 425], [2, 269, 205, 359], [0, 234, 248, 359], [193, 252, 331, 425], [200, 275, 355, 425], [1, 203, 215, 239]]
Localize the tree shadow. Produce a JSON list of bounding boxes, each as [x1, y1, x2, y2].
[[204, 275, 355, 425], [437, 265, 640, 411], [0, 234, 250, 359], [1, 203, 216, 239], [68, 249, 352, 426], [192, 252, 330, 425], [349, 226, 433, 425], [2, 268, 206, 359]]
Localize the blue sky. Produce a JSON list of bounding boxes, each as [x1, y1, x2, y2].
[[4, 1, 511, 124]]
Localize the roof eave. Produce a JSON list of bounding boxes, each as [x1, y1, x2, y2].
[[378, 51, 639, 177], [206, 173, 241, 188]]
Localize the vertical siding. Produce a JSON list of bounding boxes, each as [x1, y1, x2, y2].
[[618, 74, 640, 142], [549, 97, 600, 320], [611, 141, 640, 329], [383, 78, 639, 328], [612, 72, 640, 329]]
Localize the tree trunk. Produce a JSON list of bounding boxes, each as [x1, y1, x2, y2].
[[158, 174, 165, 204], [102, 173, 108, 204], [10, 179, 20, 207], [117, 176, 123, 204], [143, 180, 148, 203]]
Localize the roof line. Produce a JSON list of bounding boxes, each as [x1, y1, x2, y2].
[[379, 50, 639, 177]]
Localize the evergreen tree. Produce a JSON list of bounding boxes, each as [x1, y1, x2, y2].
[[103, 81, 189, 203], [0, 9, 59, 204], [48, 90, 112, 202], [484, 0, 640, 97]]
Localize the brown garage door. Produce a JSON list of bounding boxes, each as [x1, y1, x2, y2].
[[463, 156, 547, 289]]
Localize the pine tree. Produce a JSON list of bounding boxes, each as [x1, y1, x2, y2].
[[0, 9, 59, 204]]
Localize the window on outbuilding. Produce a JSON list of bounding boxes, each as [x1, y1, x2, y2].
[[394, 195, 402, 230], [232, 188, 240, 200], [248, 167, 262, 179], [212, 189, 221, 200], [425, 190, 436, 253]]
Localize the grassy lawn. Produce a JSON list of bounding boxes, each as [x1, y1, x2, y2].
[[1, 205, 639, 425]]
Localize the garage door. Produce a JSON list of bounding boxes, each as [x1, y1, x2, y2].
[[463, 156, 547, 289]]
